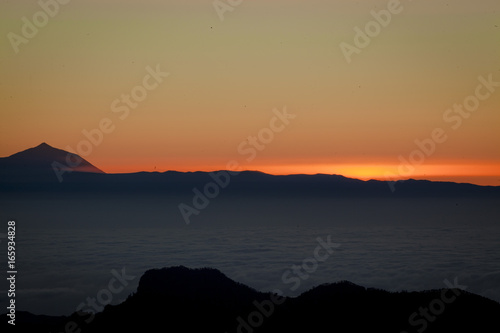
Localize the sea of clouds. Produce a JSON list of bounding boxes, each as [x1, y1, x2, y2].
[[3, 223, 499, 315]]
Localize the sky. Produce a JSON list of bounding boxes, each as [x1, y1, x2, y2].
[[1, 0, 499, 185]]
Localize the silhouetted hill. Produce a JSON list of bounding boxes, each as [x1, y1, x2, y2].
[[0, 143, 103, 183], [4, 266, 499, 332], [1, 143, 499, 198]]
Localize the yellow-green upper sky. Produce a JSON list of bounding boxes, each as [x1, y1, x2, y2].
[[1, 0, 499, 185]]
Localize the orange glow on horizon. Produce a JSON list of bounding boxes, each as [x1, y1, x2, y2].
[[95, 161, 500, 186]]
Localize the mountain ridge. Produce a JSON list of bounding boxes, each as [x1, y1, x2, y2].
[[1, 143, 499, 197], [3, 266, 499, 332]]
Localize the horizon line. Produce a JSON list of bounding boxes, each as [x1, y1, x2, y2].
[[3, 142, 500, 187]]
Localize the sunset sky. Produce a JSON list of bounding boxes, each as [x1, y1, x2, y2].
[[1, 0, 499, 185]]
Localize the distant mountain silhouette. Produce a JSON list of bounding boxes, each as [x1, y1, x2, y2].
[[0, 142, 104, 182], [3, 266, 499, 332], [1, 143, 499, 198]]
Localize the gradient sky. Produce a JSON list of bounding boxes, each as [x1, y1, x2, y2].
[[1, 0, 499, 185]]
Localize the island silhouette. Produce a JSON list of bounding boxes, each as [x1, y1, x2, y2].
[[2, 143, 499, 197]]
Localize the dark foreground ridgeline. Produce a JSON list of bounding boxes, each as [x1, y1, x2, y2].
[[3, 266, 499, 332]]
